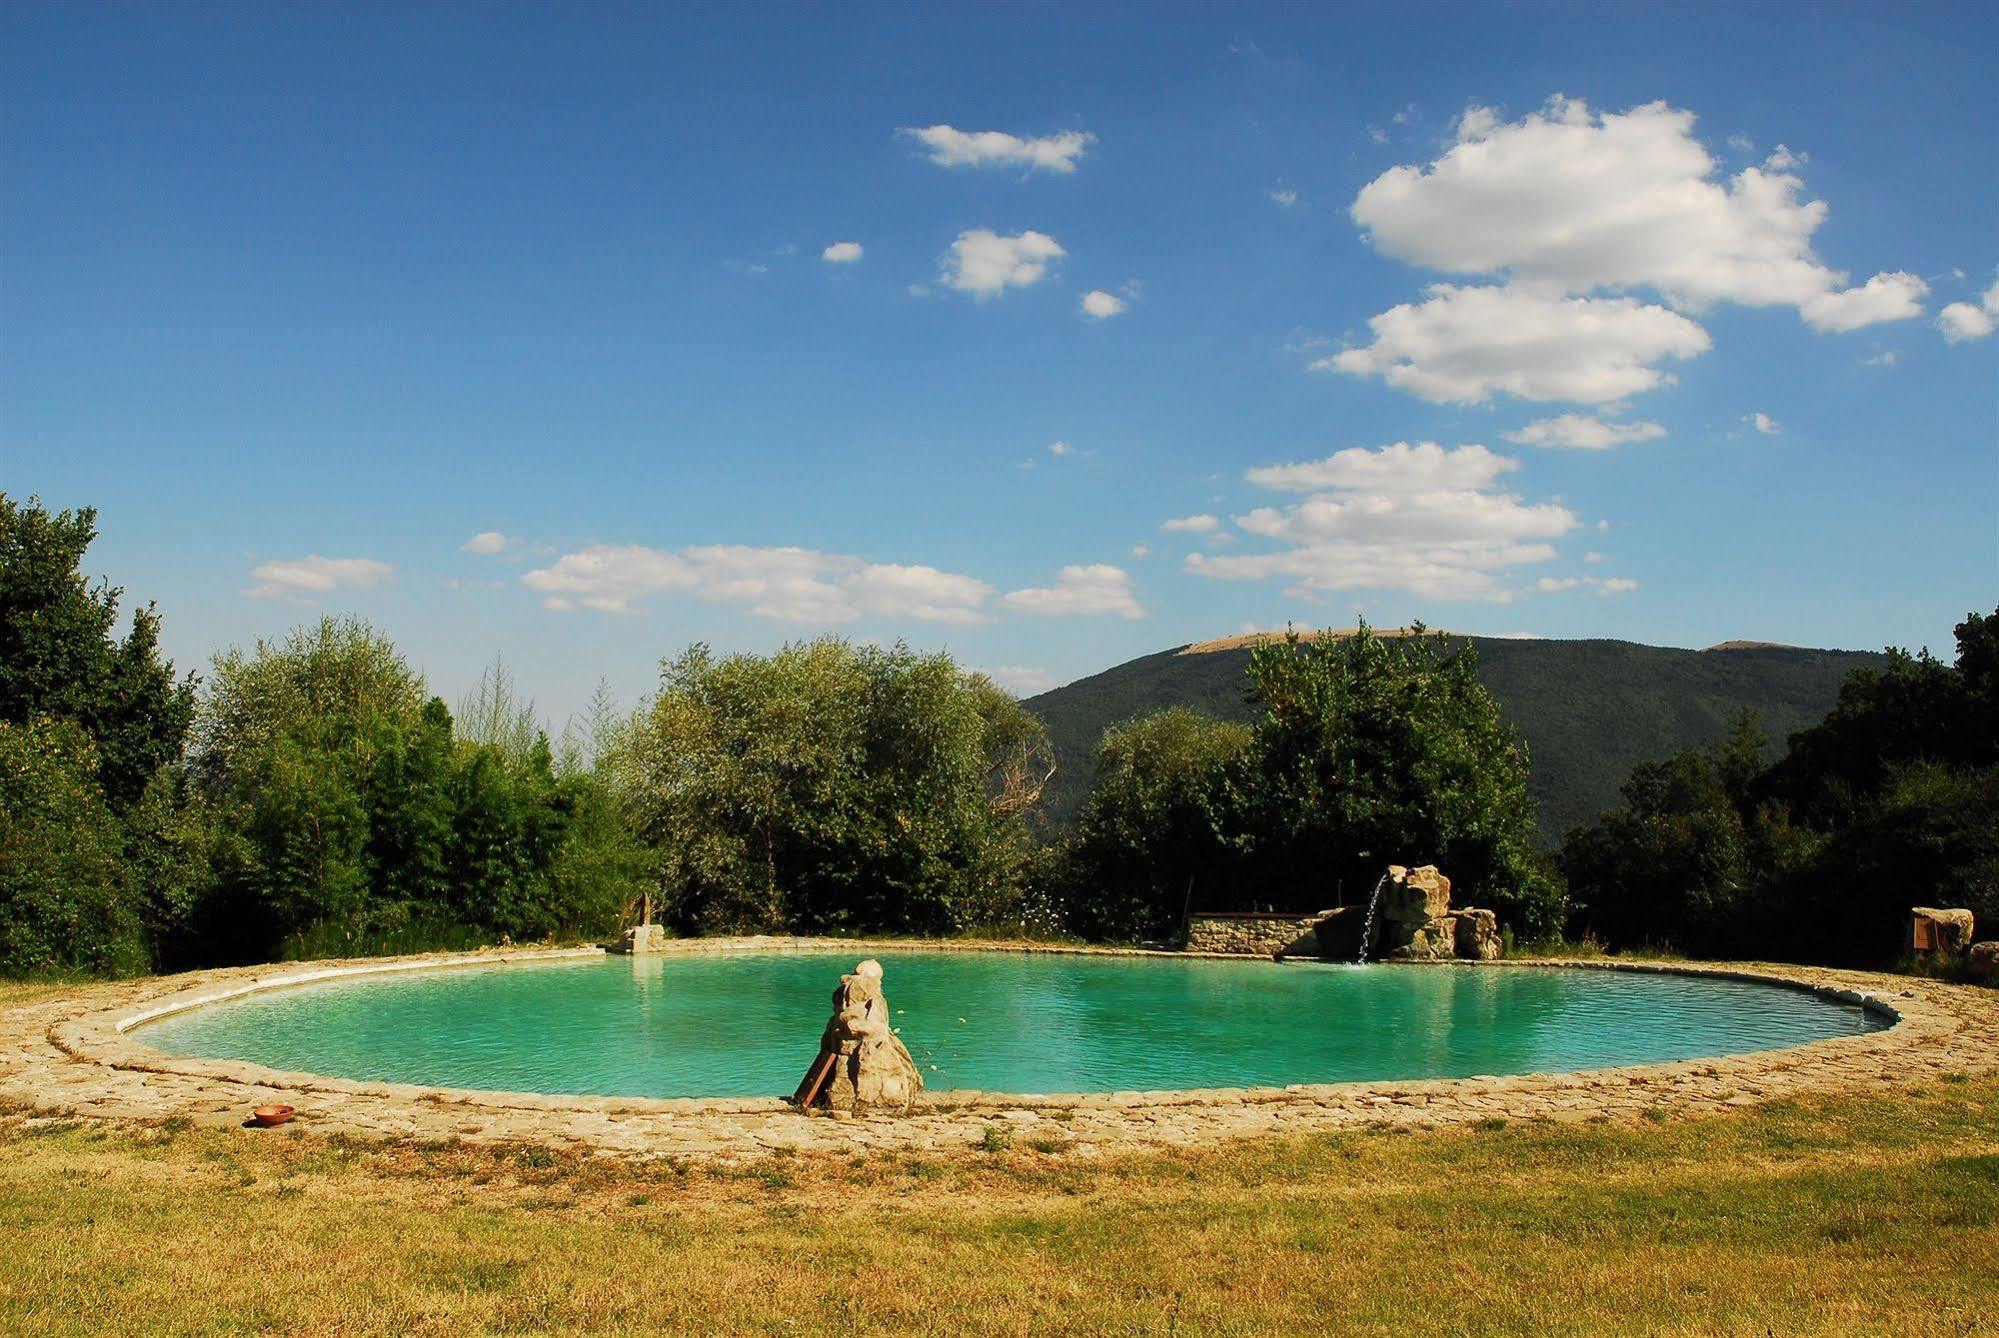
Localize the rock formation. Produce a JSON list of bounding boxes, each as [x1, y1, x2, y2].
[[1910, 907, 1975, 957], [804, 959, 923, 1115], [1376, 865, 1502, 961], [1967, 941, 1999, 983]]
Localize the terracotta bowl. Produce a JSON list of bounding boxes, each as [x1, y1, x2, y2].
[[250, 1104, 296, 1127]]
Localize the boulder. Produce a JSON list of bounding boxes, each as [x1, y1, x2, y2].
[[1383, 865, 1452, 925], [811, 960, 923, 1115], [1312, 906, 1367, 960], [1455, 908, 1502, 961], [1967, 941, 1999, 983], [1910, 907, 1975, 957], [1386, 914, 1457, 961]]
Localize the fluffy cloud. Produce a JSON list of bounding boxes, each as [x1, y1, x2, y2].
[[1799, 271, 1928, 332], [1268, 187, 1298, 207], [462, 530, 514, 555], [1187, 441, 1577, 603], [1503, 414, 1667, 450], [1937, 277, 1999, 342], [821, 241, 863, 263], [1245, 441, 1516, 493], [1334, 97, 1925, 406], [522, 543, 994, 622], [940, 229, 1065, 297], [246, 555, 395, 600], [1162, 513, 1220, 532], [1080, 289, 1127, 319], [1352, 97, 1914, 322], [1000, 564, 1144, 619], [1745, 412, 1781, 436], [1323, 284, 1710, 404], [901, 125, 1094, 174]]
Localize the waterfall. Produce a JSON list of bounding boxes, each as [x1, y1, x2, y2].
[[1356, 872, 1391, 965]]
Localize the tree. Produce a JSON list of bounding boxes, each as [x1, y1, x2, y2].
[[1062, 709, 1250, 942], [1562, 608, 1999, 966], [0, 495, 194, 808], [1224, 624, 1562, 937], [617, 638, 1049, 935], [0, 718, 149, 976]]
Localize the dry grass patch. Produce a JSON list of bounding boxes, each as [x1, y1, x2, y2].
[[0, 1078, 1994, 1334]]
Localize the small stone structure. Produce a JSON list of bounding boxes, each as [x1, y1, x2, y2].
[[1910, 907, 1976, 957], [610, 923, 667, 955], [802, 959, 923, 1115], [1185, 912, 1330, 957]]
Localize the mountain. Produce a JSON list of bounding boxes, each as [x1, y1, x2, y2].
[[1021, 633, 1886, 843]]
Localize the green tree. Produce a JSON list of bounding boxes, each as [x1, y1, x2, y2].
[[1062, 708, 1250, 942], [0, 718, 149, 976], [0, 496, 194, 808], [1225, 624, 1561, 937], [618, 638, 1048, 935]]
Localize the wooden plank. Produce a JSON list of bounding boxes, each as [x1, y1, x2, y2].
[[792, 1050, 837, 1108]]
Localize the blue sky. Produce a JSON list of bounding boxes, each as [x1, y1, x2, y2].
[[5, 1, 1995, 725]]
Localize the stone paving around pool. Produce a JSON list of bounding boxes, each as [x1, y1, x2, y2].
[[4, 938, 1997, 1160]]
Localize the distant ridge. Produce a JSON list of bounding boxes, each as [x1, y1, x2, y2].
[[1024, 633, 1885, 843], [1177, 627, 1449, 655]]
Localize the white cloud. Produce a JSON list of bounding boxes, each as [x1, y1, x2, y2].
[[1000, 564, 1145, 619], [462, 530, 514, 555], [984, 665, 1058, 695], [1800, 271, 1928, 332], [1537, 575, 1638, 596], [1129, 543, 1151, 559], [1189, 441, 1578, 604], [940, 229, 1065, 297], [1245, 441, 1516, 493], [1080, 289, 1127, 319], [1504, 414, 1668, 450], [1268, 187, 1298, 207], [821, 241, 863, 263], [1162, 513, 1220, 533], [1351, 97, 1912, 325], [246, 555, 395, 601], [1864, 350, 1900, 366], [1322, 284, 1710, 404], [901, 125, 1094, 174], [1763, 144, 1807, 172], [522, 543, 994, 623], [1046, 440, 1093, 458], [1937, 278, 1999, 342], [1745, 412, 1781, 436]]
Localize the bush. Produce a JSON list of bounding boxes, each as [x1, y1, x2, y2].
[[0, 718, 149, 976]]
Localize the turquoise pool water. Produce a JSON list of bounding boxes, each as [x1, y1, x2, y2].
[[135, 952, 1887, 1099]]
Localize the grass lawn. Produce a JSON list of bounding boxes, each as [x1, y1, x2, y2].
[[2, 982, 1995, 1334]]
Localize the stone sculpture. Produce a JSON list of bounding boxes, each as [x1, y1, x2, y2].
[[801, 959, 923, 1115]]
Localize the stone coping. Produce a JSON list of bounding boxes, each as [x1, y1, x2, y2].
[[4, 938, 1996, 1158]]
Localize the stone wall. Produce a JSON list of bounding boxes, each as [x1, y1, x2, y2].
[[1186, 913, 1327, 957]]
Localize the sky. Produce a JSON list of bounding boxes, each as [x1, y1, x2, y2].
[[5, 1, 1995, 729]]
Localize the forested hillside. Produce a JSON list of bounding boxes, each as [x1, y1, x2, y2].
[[1024, 635, 1887, 841]]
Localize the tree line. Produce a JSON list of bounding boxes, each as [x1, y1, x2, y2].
[[1, 493, 1991, 977]]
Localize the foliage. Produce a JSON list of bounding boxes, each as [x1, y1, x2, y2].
[[1060, 709, 1250, 941], [1021, 627, 1885, 841], [1564, 608, 1999, 965], [0, 495, 195, 809], [0, 718, 149, 976], [1059, 625, 1561, 941], [618, 638, 1048, 935]]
